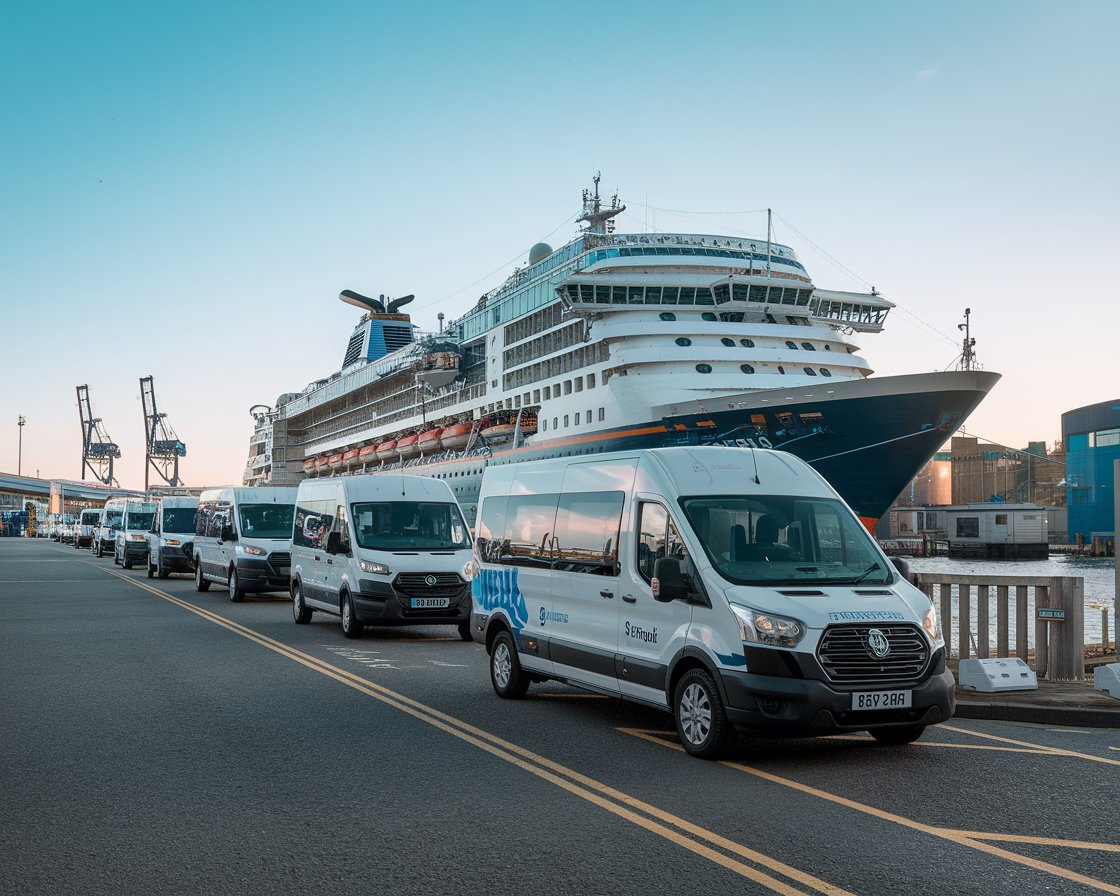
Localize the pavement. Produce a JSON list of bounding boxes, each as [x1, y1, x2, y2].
[[953, 677, 1120, 728]]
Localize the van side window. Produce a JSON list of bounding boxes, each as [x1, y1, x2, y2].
[[334, 504, 351, 552], [636, 502, 685, 583], [501, 495, 559, 568], [476, 496, 509, 563], [552, 491, 624, 576]]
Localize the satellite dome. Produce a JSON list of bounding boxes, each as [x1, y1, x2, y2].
[[528, 242, 553, 265]]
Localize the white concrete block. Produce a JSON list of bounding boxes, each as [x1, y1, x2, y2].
[[1093, 663, 1120, 699], [958, 657, 1038, 692]]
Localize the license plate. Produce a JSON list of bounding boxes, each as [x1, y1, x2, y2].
[[851, 689, 912, 710], [410, 597, 450, 609]]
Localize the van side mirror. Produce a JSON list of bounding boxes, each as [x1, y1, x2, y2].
[[890, 556, 910, 580], [326, 531, 342, 555], [221, 524, 234, 542], [652, 557, 687, 603]]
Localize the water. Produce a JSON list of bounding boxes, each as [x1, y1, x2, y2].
[[904, 554, 1116, 653]]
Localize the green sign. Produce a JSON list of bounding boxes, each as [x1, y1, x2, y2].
[[1037, 608, 1066, 621]]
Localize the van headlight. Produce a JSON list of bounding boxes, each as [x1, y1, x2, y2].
[[923, 603, 944, 649], [239, 545, 266, 556], [462, 559, 478, 582], [731, 604, 805, 648], [359, 559, 389, 575]]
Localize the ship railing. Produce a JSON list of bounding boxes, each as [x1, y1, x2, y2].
[[910, 572, 1086, 681]]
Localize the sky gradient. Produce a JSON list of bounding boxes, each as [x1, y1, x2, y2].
[[2, 1, 1117, 489]]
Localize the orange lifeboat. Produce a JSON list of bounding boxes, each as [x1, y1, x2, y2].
[[480, 413, 516, 441], [301, 459, 316, 476], [519, 412, 538, 434], [418, 427, 443, 453], [375, 439, 398, 461], [396, 433, 420, 459], [358, 445, 378, 464], [328, 452, 344, 471], [315, 456, 330, 474], [342, 448, 360, 467], [440, 422, 473, 450]]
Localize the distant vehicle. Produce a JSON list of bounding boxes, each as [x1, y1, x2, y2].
[[94, 500, 127, 557], [290, 474, 473, 639], [59, 520, 75, 544], [146, 496, 199, 579], [193, 487, 297, 601], [113, 499, 157, 569], [74, 509, 101, 549]]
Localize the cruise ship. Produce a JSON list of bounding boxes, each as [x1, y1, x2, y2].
[[244, 176, 999, 529]]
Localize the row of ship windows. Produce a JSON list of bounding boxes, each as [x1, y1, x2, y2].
[[503, 342, 610, 392], [673, 335, 831, 352], [540, 408, 607, 432], [482, 372, 600, 415], [694, 364, 834, 377], [587, 246, 807, 274], [563, 283, 814, 308]]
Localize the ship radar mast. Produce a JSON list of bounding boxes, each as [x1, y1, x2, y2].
[[957, 307, 979, 371], [577, 172, 625, 235]]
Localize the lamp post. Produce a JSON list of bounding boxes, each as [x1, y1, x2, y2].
[[18, 415, 25, 476]]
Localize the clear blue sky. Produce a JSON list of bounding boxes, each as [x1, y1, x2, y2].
[[2, 0, 1117, 487]]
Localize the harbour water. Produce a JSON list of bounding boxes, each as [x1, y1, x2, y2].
[[905, 554, 1116, 653]]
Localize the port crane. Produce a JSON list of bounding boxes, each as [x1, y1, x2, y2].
[[76, 384, 121, 486], [140, 375, 187, 489]]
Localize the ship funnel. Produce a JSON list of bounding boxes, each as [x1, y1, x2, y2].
[[387, 294, 414, 313], [340, 289, 385, 313]]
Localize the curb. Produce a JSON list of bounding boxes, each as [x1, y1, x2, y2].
[[953, 694, 1120, 729]]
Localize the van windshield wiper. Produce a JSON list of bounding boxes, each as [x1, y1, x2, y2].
[[850, 562, 884, 585]]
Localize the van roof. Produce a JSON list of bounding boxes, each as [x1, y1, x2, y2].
[[296, 474, 455, 503]]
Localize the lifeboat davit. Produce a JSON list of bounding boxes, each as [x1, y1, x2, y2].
[[418, 428, 443, 453], [375, 439, 398, 461], [301, 459, 316, 476], [396, 433, 420, 459], [519, 413, 539, 435], [328, 452, 344, 471], [440, 422, 473, 450], [358, 445, 377, 464], [342, 448, 360, 467], [315, 456, 330, 474]]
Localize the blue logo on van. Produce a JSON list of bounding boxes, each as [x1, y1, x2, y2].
[[540, 607, 569, 625], [472, 568, 529, 631]]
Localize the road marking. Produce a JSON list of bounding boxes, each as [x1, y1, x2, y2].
[[939, 724, 1120, 767], [825, 734, 1057, 755], [623, 728, 1120, 895], [92, 566, 852, 896]]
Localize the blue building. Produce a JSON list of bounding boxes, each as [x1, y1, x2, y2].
[[1063, 399, 1120, 542]]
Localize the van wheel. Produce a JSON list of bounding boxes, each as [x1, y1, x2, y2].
[[146, 561, 155, 579], [674, 668, 736, 759], [123, 557, 133, 570], [292, 580, 312, 624], [457, 619, 473, 641], [228, 568, 246, 603], [490, 630, 529, 699], [158, 567, 170, 579], [870, 725, 926, 746], [194, 560, 210, 592], [340, 591, 363, 638]]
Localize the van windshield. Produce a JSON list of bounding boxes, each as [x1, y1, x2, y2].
[[163, 508, 197, 534], [680, 495, 891, 586], [104, 511, 123, 528], [81, 511, 100, 525], [238, 504, 295, 539], [351, 501, 470, 551], [127, 512, 156, 531]]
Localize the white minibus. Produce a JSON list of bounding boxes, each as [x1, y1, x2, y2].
[[290, 475, 473, 639], [146, 496, 199, 579], [114, 499, 158, 568], [193, 487, 297, 600], [470, 447, 950, 759]]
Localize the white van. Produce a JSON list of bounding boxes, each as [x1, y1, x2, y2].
[[146, 496, 199, 579], [290, 475, 473, 639], [114, 499, 158, 569], [193, 487, 297, 601], [470, 447, 951, 759], [74, 508, 101, 549], [95, 497, 129, 557]]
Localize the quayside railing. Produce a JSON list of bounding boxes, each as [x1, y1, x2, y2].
[[909, 573, 1086, 681]]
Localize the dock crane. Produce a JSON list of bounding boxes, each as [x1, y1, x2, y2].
[[76, 384, 121, 486], [140, 375, 187, 489]]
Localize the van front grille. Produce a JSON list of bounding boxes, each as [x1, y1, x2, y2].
[[816, 624, 929, 685], [394, 572, 465, 597]]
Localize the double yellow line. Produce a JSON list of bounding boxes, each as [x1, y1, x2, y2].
[[97, 567, 851, 896]]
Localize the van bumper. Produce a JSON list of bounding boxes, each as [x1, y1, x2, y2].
[[354, 580, 471, 627], [122, 541, 150, 561], [718, 666, 955, 735], [234, 557, 290, 592], [158, 546, 195, 573]]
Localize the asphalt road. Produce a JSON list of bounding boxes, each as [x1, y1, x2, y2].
[[2, 538, 1118, 896]]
